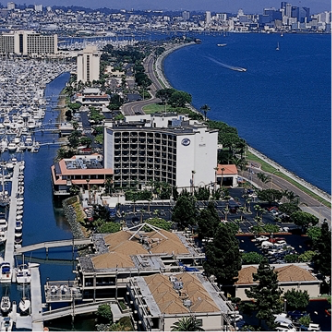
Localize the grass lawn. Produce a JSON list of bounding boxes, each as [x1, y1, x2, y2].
[[143, 103, 172, 114]]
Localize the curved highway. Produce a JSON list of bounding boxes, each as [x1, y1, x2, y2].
[[122, 52, 163, 116]]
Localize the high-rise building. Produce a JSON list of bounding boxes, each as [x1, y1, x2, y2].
[[76, 45, 100, 84], [104, 113, 218, 190], [34, 4, 43, 12], [205, 11, 211, 24], [182, 11, 190, 21], [7, 2, 15, 10], [0, 30, 57, 55]]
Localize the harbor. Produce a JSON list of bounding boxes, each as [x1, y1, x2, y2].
[[0, 58, 79, 330]]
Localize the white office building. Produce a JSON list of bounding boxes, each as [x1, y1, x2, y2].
[[104, 114, 218, 190], [76, 45, 100, 84], [0, 30, 57, 56]]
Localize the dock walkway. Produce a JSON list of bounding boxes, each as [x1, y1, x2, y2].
[[30, 265, 44, 330], [4, 162, 21, 272]]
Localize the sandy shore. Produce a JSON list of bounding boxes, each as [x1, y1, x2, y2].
[[154, 43, 331, 203]]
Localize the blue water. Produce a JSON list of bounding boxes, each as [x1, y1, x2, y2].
[[163, 33, 331, 194]]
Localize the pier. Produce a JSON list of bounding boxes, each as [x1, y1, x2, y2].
[[4, 161, 22, 272]]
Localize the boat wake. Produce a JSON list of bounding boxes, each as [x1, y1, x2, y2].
[[206, 56, 247, 72]]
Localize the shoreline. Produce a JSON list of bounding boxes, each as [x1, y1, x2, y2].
[[154, 42, 331, 204]]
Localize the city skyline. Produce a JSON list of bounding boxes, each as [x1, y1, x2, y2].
[[6, 0, 331, 14]]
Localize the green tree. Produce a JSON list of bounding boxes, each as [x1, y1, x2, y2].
[[79, 136, 92, 147], [144, 217, 172, 231], [169, 90, 192, 108], [200, 104, 210, 121], [283, 289, 309, 311], [256, 172, 271, 185], [290, 211, 319, 232], [306, 226, 321, 243], [263, 224, 280, 234], [197, 202, 220, 239], [298, 250, 316, 262], [242, 252, 264, 265], [171, 195, 197, 230], [96, 304, 113, 324], [67, 130, 82, 149], [171, 316, 204, 331], [278, 202, 300, 215], [203, 223, 241, 285], [256, 189, 283, 204], [97, 222, 121, 233], [313, 221, 331, 278], [244, 258, 283, 329]]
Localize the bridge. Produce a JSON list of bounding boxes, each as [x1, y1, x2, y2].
[[34, 300, 123, 322], [15, 238, 93, 255]]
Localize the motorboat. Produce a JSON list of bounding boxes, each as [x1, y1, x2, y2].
[[217, 43, 227, 47], [0, 296, 11, 314], [6, 142, 17, 153], [0, 169, 9, 207], [0, 219, 7, 231], [15, 221, 23, 231], [16, 264, 31, 284], [0, 263, 11, 283]]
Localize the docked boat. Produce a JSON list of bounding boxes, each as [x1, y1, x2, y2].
[[0, 169, 9, 207], [19, 297, 30, 316], [6, 142, 17, 153], [0, 263, 11, 283], [0, 232, 6, 246], [1, 316, 13, 331], [16, 263, 32, 284], [0, 218, 8, 231], [0, 296, 11, 314]]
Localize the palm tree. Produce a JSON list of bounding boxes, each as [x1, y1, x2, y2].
[[200, 104, 210, 121], [171, 316, 204, 331], [257, 172, 271, 185]]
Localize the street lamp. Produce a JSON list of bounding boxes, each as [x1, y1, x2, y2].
[[283, 299, 287, 313]]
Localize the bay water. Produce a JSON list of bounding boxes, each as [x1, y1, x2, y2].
[[163, 33, 331, 194]]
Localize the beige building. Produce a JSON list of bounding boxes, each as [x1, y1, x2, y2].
[[0, 30, 57, 56], [128, 272, 230, 331], [76, 45, 100, 83], [234, 264, 322, 301]]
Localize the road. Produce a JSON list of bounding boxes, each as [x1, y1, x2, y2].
[[122, 52, 162, 116], [243, 167, 330, 224]]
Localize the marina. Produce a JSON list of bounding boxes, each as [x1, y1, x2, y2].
[[0, 55, 76, 330]]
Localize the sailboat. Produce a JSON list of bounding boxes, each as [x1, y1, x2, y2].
[[276, 42, 280, 51], [18, 256, 31, 316]]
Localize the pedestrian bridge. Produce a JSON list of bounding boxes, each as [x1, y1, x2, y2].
[[34, 300, 119, 322], [15, 238, 92, 255]]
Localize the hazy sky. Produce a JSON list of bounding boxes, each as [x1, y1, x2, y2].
[[8, 0, 331, 14]]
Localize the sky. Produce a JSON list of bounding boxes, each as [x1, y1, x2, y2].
[[7, 0, 331, 14]]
